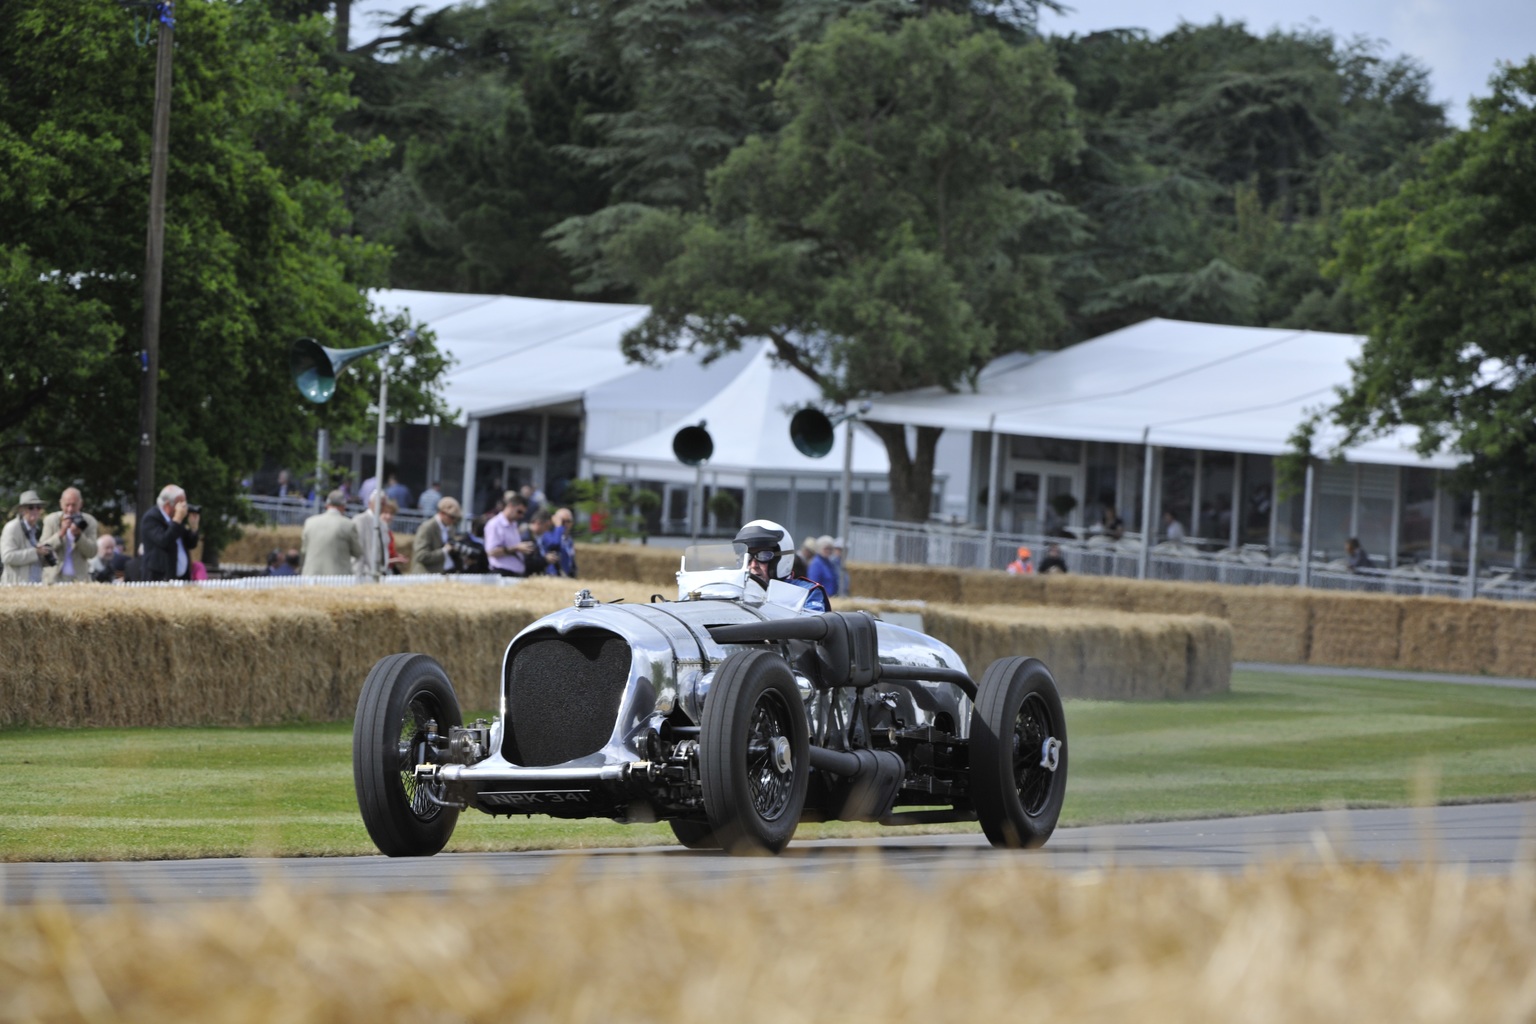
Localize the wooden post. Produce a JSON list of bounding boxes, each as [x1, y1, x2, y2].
[[135, 4, 174, 553]]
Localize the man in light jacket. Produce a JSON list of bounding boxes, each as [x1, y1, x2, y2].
[[40, 487, 99, 584], [301, 490, 363, 576]]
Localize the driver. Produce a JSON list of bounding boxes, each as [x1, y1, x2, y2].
[[733, 519, 830, 613]]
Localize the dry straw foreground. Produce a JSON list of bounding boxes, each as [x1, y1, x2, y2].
[[2, 862, 1533, 1023], [0, 578, 1228, 727]]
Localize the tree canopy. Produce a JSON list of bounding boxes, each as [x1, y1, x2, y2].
[[0, 1, 450, 545], [603, 12, 1081, 519], [1320, 58, 1536, 531]]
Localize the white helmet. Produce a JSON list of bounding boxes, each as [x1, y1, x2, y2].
[[733, 519, 795, 580]]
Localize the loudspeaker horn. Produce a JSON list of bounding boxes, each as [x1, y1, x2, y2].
[[790, 408, 836, 459], [290, 338, 393, 404], [672, 421, 713, 466]]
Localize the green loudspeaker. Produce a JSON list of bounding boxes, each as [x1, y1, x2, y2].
[[672, 422, 713, 466], [290, 338, 392, 404], [790, 408, 835, 458]]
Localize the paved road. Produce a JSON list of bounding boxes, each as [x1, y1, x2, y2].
[[4, 801, 1532, 907]]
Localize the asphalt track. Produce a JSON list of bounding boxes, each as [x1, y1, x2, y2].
[[5, 801, 1532, 907]]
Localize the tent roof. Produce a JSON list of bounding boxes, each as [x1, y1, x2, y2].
[[587, 344, 890, 481], [864, 318, 1461, 469], [372, 289, 652, 420]]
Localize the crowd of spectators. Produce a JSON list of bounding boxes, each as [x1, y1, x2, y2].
[[3, 483, 202, 585]]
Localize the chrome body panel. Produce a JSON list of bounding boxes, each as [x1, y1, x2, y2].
[[436, 586, 974, 816]]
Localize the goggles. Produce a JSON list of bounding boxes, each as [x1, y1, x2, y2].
[[748, 549, 779, 564]]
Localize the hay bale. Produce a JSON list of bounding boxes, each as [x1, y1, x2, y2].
[[955, 571, 1048, 606], [1398, 597, 1501, 675], [1490, 602, 1536, 679], [1218, 585, 1312, 663], [922, 604, 1231, 700], [1305, 592, 1404, 669]]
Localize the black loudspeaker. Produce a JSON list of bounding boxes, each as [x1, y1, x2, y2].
[[790, 408, 835, 458], [672, 423, 714, 466]]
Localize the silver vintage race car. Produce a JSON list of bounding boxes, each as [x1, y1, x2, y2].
[[352, 540, 1068, 856]]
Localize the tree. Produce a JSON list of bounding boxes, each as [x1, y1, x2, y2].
[[0, 1, 450, 547], [1047, 23, 1448, 341], [1319, 59, 1536, 530], [339, 0, 621, 298], [607, 12, 1081, 520]]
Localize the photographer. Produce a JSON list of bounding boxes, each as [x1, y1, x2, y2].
[[1, 490, 50, 585], [411, 496, 465, 574], [137, 484, 201, 582], [40, 487, 99, 584]]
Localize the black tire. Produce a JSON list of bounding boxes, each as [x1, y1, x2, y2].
[[667, 818, 721, 850], [353, 653, 463, 857], [699, 650, 809, 855], [969, 657, 1068, 849]]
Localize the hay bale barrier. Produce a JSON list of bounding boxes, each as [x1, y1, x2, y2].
[[0, 579, 656, 729], [3, 864, 1533, 1023], [919, 605, 1230, 700]]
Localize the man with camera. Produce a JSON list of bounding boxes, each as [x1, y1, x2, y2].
[[40, 487, 99, 584], [411, 495, 465, 574], [1, 490, 51, 585], [138, 483, 201, 582]]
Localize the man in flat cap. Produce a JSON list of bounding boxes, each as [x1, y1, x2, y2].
[[412, 495, 463, 574], [300, 489, 363, 577]]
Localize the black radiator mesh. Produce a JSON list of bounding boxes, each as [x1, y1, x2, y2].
[[503, 631, 631, 767]]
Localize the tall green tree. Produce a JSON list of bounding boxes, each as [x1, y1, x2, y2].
[[607, 12, 1081, 519], [0, 1, 449, 545], [1320, 58, 1536, 531], [1048, 23, 1448, 341], [339, 0, 620, 298]]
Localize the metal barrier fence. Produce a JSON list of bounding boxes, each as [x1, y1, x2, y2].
[[844, 517, 1536, 602], [90, 573, 527, 590], [244, 495, 431, 534]]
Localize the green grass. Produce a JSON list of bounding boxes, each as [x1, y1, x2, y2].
[[2, 670, 1533, 861]]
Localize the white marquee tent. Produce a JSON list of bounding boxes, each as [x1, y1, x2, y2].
[[865, 318, 1460, 469]]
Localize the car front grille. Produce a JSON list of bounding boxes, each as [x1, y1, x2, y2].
[[502, 630, 631, 767]]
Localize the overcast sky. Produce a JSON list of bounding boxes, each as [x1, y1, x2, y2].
[[350, 0, 1534, 125]]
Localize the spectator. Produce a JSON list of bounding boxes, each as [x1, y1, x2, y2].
[[1162, 509, 1186, 544], [90, 534, 130, 582], [806, 535, 839, 597], [353, 493, 390, 580], [831, 537, 850, 596], [300, 489, 363, 577], [1006, 546, 1034, 575], [1, 490, 50, 585], [417, 481, 443, 514], [274, 469, 293, 498], [412, 496, 463, 574], [358, 472, 380, 508], [1345, 537, 1371, 572], [485, 493, 535, 576], [284, 548, 301, 573], [385, 473, 412, 510], [541, 507, 578, 577], [41, 487, 99, 584], [1037, 542, 1068, 574], [527, 511, 562, 575], [1098, 494, 1125, 540], [380, 497, 407, 574], [266, 548, 296, 577], [138, 484, 201, 582]]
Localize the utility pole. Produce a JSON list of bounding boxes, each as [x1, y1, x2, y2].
[[135, 2, 174, 550]]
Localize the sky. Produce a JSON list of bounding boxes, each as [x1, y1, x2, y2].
[[349, 0, 1535, 126]]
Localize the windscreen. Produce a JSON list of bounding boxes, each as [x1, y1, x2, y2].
[[682, 543, 745, 572]]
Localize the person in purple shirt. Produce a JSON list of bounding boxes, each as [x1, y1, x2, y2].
[[483, 493, 535, 576]]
